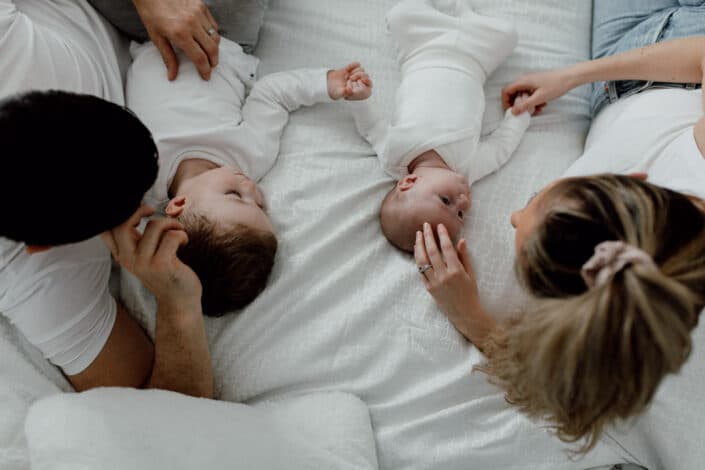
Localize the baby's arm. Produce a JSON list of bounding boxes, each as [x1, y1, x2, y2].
[[346, 71, 388, 158], [469, 95, 533, 182], [240, 63, 368, 163]]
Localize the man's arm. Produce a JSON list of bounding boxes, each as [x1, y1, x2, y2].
[[505, 36, 705, 115], [93, 205, 213, 398]]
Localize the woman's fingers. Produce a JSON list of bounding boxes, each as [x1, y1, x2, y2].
[[152, 34, 179, 82], [423, 222, 447, 276], [437, 224, 462, 272], [414, 231, 433, 289], [456, 239, 473, 274]]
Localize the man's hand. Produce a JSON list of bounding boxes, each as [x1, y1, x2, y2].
[[328, 62, 373, 101], [132, 0, 220, 81], [101, 205, 202, 309]]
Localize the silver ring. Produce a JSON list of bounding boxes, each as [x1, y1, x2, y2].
[[207, 27, 217, 36], [418, 264, 433, 274]]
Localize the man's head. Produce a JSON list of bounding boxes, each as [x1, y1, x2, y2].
[[166, 166, 277, 316], [380, 167, 471, 252], [0, 91, 158, 246]]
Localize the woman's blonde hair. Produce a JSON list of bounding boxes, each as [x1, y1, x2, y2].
[[481, 174, 705, 453]]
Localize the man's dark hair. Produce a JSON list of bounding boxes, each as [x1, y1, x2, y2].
[[0, 90, 158, 246], [177, 214, 278, 316]]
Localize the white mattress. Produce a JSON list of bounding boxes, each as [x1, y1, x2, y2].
[[1, 0, 688, 469]]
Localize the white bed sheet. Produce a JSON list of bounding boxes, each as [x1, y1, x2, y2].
[[0, 0, 671, 469]]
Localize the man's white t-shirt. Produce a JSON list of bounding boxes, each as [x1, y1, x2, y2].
[[0, 0, 124, 375], [565, 88, 705, 200]]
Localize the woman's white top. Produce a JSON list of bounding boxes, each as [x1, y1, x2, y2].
[[565, 88, 705, 200]]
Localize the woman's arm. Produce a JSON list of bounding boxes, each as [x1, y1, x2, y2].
[[414, 223, 496, 350], [505, 36, 705, 115]]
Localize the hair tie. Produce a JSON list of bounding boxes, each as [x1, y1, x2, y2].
[[580, 241, 657, 288]]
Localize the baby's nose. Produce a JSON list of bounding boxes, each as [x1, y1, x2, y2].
[[457, 193, 471, 210]]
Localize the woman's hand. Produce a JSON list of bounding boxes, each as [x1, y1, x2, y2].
[[414, 223, 495, 347], [502, 68, 577, 116], [132, 0, 220, 81]]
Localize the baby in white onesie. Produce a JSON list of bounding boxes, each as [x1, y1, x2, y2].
[[350, 0, 533, 252], [126, 39, 370, 315]]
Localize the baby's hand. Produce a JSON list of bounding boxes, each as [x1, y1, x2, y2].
[[513, 93, 536, 116], [327, 62, 372, 101]]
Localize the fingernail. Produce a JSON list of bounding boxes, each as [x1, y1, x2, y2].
[[424, 222, 430, 230]]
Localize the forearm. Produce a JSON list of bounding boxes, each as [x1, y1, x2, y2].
[[565, 36, 705, 88], [455, 303, 496, 353], [146, 301, 213, 398]]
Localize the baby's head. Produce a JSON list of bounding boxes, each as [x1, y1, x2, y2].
[[380, 167, 471, 252], [166, 166, 278, 316]]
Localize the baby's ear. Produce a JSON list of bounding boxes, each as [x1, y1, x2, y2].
[[398, 174, 418, 191], [165, 195, 187, 218]]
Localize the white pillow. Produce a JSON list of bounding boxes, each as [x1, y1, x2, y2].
[[24, 388, 378, 470]]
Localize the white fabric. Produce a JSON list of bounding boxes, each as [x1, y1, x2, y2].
[[24, 388, 378, 470], [0, 0, 124, 103], [127, 39, 332, 206], [0, 238, 116, 376], [565, 88, 705, 200], [351, 0, 530, 183]]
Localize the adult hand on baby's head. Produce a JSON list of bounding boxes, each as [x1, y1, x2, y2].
[[502, 68, 575, 116], [414, 223, 495, 347], [101, 205, 202, 310], [327, 62, 373, 101], [132, 0, 220, 81]]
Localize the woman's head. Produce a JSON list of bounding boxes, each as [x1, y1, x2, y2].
[[484, 174, 705, 452]]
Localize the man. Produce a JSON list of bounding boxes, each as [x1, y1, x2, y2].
[[0, 0, 215, 396]]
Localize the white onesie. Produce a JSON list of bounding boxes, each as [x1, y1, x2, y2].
[[351, 0, 530, 183], [126, 38, 333, 206]]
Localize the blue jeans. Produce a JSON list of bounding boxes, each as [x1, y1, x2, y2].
[[591, 0, 705, 116]]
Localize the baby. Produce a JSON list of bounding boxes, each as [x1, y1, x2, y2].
[[126, 39, 370, 316], [349, 0, 533, 252]]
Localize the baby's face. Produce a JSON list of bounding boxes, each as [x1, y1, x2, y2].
[[406, 170, 471, 236], [383, 168, 471, 251], [178, 166, 273, 234]]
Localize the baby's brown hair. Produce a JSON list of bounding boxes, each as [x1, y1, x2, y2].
[[177, 213, 278, 316]]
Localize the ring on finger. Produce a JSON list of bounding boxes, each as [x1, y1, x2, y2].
[[206, 27, 217, 36], [418, 264, 433, 275]]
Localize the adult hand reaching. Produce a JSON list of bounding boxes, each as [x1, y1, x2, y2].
[[414, 223, 495, 348], [502, 68, 576, 116], [132, 0, 220, 81]]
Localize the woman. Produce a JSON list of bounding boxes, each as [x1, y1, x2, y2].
[[415, 3, 705, 453]]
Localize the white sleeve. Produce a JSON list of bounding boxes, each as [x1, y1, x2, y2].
[[0, 1, 82, 96], [347, 100, 389, 157], [2, 240, 117, 376], [469, 109, 531, 183], [234, 68, 333, 178]]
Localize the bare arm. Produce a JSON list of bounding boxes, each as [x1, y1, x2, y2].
[[505, 36, 705, 115], [88, 205, 213, 398]]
